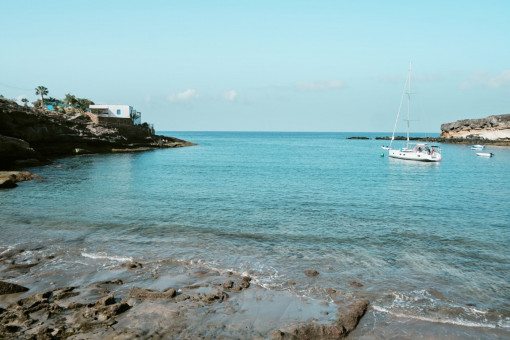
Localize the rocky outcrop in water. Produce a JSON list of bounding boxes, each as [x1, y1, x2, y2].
[[440, 114, 510, 140], [0, 98, 195, 170], [0, 171, 41, 188]]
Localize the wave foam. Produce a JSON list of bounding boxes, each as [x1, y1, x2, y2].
[[81, 252, 132, 262], [372, 305, 508, 329]]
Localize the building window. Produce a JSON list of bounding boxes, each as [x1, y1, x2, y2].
[[117, 109, 121, 115]]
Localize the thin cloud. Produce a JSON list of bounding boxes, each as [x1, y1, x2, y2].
[[460, 70, 510, 89], [488, 70, 510, 88], [168, 89, 199, 102], [222, 90, 237, 102], [297, 80, 344, 91]]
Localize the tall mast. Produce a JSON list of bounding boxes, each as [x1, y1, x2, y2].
[[389, 64, 410, 149], [406, 61, 412, 149]]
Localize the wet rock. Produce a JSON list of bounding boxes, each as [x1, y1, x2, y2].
[[204, 290, 228, 303], [67, 302, 85, 309], [272, 299, 369, 340], [223, 280, 234, 289], [0, 281, 29, 295], [122, 262, 143, 270], [174, 294, 190, 302], [349, 281, 363, 287], [304, 270, 319, 277], [0, 177, 16, 188], [0, 324, 20, 333], [52, 286, 79, 301], [232, 285, 243, 292], [5, 262, 39, 273], [0, 171, 41, 189], [92, 278, 124, 286], [128, 287, 176, 301], [96, 295, 116, 306], [326, 288, 337, 294], [241, 276, 251, 288], [81, 296, 131, 322], [337, 299, 370, 332]]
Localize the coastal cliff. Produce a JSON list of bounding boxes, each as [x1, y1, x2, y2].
[[0, 98, 195, 170], [440, 114, 510, 140]]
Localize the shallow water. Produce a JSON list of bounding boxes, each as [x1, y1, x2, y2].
[[1, 132, 509, 338]]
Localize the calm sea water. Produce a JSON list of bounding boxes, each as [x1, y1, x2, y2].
[[1, 132, 509, 337]]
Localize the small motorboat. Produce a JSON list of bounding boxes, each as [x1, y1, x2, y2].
[[476, 152, 494, 157], [381, 146, 391, 150], [471, 145, 486, 150]]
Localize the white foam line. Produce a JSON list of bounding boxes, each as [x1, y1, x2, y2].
[[81, 252, 132, 262], [372, 305, 508, 329]]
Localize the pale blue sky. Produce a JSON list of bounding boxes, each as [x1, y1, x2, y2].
[[1, 1, 509, 132]]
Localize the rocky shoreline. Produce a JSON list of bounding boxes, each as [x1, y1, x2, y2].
[[372, 113, 510, 146], [0, 98, 196, 171], [348, 135, 510, 146], [0, 247, 369, 339]]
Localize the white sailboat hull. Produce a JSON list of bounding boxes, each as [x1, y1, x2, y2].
[[389, 148, 442, 162]]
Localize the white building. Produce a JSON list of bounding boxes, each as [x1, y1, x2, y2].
[[89, 104, 141, 124]]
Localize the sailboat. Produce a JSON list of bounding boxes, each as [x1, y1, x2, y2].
[[386, 62, 442, 162]]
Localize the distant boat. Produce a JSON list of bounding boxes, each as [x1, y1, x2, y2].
[[386, 62, 442, 162], [471, 145, 486, 150], [476, 152, 494, 157], [381, 146, 391, 150]]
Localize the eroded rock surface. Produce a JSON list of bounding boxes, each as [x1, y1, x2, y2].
[[440, 114, 510, 140]]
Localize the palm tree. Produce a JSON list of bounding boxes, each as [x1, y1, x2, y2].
[[35, 86, 48, 107], [21, 98, 29, 107]]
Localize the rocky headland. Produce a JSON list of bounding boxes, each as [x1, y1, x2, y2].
[[0, 98, 195, 171], [369, 114, 510, 146], [440, 114, 510, 141]]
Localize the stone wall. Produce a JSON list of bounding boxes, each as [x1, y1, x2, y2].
[[84, 112, 133, 127]]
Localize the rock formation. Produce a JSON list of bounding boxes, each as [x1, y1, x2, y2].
[[0, 171, 41, 188], [0, 98, 195, 170], [440, 114, 510, 140]]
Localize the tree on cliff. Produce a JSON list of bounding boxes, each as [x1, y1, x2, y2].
[[35, 86, 48, 107], [21, 98, 29, 107], [75, 98, 94, 110], [64, 93, 77, 107]]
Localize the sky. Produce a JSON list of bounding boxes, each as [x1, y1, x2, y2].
[[1, 0, 509, 132]]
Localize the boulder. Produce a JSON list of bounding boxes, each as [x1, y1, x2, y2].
[[272, 299, 369, 340], [0, 134, 38, 168], [304, 270, 319, 277], [0, 171, 40, 189], [0, 177, 16, 188]]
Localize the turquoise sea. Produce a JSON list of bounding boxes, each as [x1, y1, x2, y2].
[[1, 132, 509, 338]]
